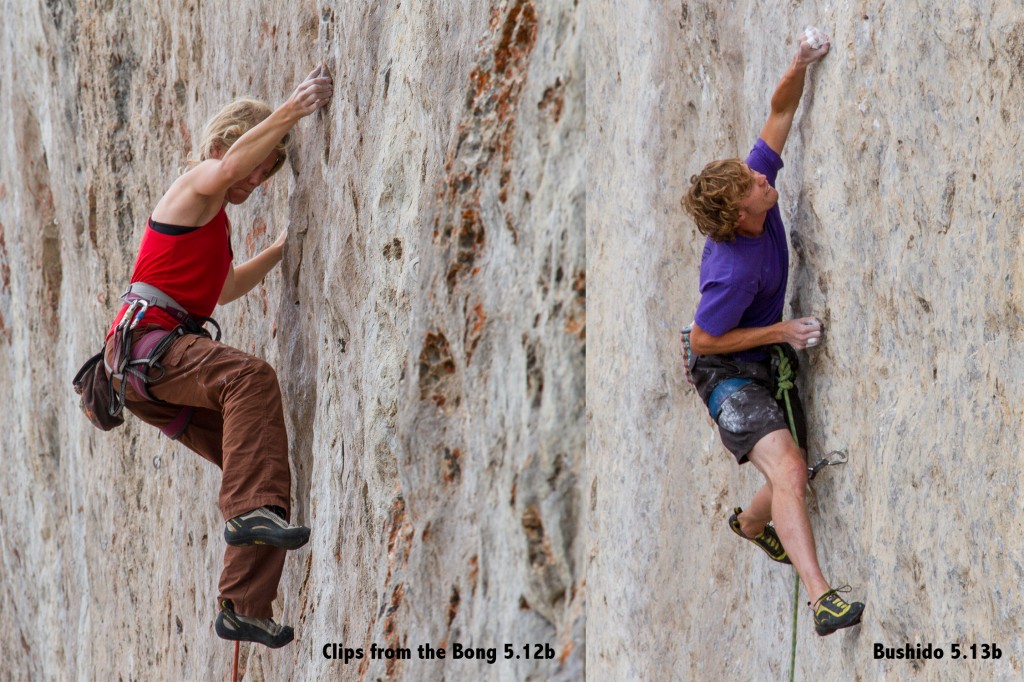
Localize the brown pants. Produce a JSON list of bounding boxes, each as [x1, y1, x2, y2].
[[105, 327, 292, 619]]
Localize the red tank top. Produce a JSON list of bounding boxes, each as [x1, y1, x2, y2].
[[108, 207, 234, 336]]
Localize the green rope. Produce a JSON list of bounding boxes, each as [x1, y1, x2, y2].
[[773, 346, 801, 682]]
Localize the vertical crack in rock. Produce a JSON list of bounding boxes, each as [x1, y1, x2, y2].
[[463, 301, 487, 365], [520, 503, 566, 623], [523, 334, 544, 408], [446, 583, 461, 628], [566, 269, 586, 342], [0, 219, 10, 343], [17, 99, 61, 331], [108, 44, 138, 246]]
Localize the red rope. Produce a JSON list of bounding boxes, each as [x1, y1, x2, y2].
[[232, 641, 239, 682]]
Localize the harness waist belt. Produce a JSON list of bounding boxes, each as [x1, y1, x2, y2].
[[121, 282, 191, 324]]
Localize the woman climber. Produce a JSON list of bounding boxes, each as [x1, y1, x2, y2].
[[103, 65, 333, 648]]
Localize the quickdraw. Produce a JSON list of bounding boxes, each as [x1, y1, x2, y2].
[[808, 450, 848, 481]]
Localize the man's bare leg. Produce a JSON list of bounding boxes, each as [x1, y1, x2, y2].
[[737, 482, 773, 537], [746, 429, 829, 601]]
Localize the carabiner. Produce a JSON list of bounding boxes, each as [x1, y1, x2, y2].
[[808, 450, 848, 480]]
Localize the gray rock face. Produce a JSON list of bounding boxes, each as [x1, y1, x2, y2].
[[0, 1, 582, 679], [590, 2, 1024, 681]]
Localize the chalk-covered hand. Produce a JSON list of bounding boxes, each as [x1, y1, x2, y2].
[[288, 64, 334, 118], [797, 26, 830, 66], [779, 317, 824, 350]]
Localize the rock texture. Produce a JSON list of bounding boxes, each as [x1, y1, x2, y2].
[[0, 1, 582, 680], [590, 2, 1024, 681]]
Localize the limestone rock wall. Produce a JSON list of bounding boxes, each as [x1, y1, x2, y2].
[[0, 1, 583, 680], [590, 2, 1024, 681]]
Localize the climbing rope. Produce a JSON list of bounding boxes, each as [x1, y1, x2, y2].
[[232, 641, 239, 682], [772, 346, 801, 682]]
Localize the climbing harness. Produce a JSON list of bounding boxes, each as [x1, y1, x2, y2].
[[121, 282, 223, 340], [106, 283, 222, 439], [682, 323, 756, 420]]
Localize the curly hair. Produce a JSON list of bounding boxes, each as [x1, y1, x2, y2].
[[681, 158, 753, 242], [188, 98, 289, 176]]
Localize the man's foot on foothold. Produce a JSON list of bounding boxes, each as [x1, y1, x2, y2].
[[215, 599, 294, 648], [811, 586, 865, 636], [224, 506, 310, 549], [728, 507, 791, 564]]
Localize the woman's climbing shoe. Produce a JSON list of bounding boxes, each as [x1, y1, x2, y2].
[[215, 599, 294, 648], [224, 506, 310, 549]]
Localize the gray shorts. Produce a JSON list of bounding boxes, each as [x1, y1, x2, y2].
[[689, 348, 807, 463]]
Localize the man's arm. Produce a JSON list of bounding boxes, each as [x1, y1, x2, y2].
[[759, 30, 830, 155], [690, 318, 822, 355]]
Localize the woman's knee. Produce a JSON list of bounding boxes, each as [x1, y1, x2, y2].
[[251, 358, 281, 391]]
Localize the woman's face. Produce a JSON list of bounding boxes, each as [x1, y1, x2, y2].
[[225, 151, 281, 205]]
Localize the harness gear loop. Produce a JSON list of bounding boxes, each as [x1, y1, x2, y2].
[[680, 323, 696, 385]]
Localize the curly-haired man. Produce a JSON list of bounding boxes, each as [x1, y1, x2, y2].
[[682, 30, 864, 637]]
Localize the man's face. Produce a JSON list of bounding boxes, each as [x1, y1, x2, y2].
[[737, 165, 778, 219]]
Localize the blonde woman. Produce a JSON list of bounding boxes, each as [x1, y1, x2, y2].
[[104, 66, 333, 648]]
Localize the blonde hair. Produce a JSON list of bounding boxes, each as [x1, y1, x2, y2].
[[682, 159, 753, 242], [189, 98, 289, 175]]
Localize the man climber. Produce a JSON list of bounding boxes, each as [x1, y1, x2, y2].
[[681, 30, 864, 636], [103, 66, 333, 647]]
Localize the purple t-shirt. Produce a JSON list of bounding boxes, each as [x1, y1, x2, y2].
[[694, 139, 787, 362]]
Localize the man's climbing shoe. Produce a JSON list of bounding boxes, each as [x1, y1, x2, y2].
[[215, 600, 294, 648], [811, 586, 865, 636], [224, 506, 310, 550], [728, 507, 791, 564]]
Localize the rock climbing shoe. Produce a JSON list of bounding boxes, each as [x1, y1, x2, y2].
[[728, 507, 790, 564], [811, 586, 865, 636], [215, 599, 294, 648], [224, 506, 310, 550]]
